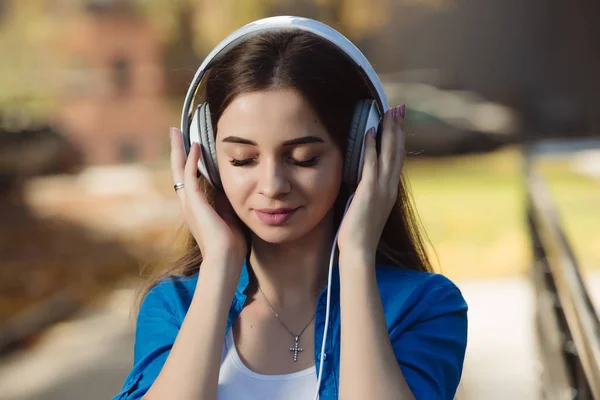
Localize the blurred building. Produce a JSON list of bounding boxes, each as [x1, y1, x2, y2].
[[371, 0, 600, 139], [55, 0, 169, 165]]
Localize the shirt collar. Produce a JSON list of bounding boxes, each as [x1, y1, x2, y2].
[[235, 257, 251, 295]]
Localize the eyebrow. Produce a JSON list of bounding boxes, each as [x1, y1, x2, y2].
[[221, 135, 325, 146]]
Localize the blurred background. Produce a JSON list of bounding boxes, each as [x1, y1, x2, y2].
[[0, 0, 599, 399]]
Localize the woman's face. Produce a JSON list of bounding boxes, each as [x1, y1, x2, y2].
[[215, 87, 343, 244]]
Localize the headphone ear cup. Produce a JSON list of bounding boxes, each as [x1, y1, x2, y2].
[[199, 103, 222, 189], [344, 99, 380, 190], [191, 103, 222, 189]]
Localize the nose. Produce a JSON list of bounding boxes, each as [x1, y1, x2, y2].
[[257, 157, 290, 198]]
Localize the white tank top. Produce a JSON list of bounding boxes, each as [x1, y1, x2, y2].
[[217, 328, 317, 400]]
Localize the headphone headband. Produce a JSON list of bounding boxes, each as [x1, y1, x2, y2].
[[180, 16, 389, 135]]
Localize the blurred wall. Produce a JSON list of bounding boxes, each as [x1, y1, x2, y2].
[[55, 4, 169, 164], [370, 0, 600, 137]]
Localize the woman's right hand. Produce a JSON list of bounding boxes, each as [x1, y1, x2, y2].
[[170, 127, 248, 267]]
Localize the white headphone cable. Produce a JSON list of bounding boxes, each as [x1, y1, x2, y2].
[[313, 192, 355, 400]]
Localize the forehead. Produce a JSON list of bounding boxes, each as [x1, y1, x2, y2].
[[216, 88, 328, 141]]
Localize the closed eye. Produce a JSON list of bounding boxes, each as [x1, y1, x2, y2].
[[292, 157, 319, 167], [228, 157, 319, 167], [229, 158, 255, 167]]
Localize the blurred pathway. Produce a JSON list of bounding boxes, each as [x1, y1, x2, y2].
[[0, 279, 140, 400], [456, 276, 542, 399], [1, 274, 600, 400]]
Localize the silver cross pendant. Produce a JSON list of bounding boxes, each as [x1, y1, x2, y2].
[[289, 336, 303, 362]]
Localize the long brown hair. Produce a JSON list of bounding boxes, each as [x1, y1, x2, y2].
[[134, 30, 434, 313]]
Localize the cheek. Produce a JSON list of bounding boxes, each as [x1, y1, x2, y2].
[[223, 167, 250, 188], [219, 166, 252, 207], [313, 166, 341, 190], [304, 156, 343, 202]]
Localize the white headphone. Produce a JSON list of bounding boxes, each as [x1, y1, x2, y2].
[[179, 16, 389, 399]]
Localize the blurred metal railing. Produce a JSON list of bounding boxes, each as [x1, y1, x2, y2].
[[524, 143, 600, 400]]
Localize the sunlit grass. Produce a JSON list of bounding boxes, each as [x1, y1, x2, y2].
[[405, 148, 528, 280], [405, 146, 599, 280]]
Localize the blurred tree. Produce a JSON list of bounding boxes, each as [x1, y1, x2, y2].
[[134, 0, 278, 55], [134, 0, 281, 96], [132, 0, 395, 98], [0, 0, 67, 120], [159, 1, 201, 96], [313, 0, 389, 37], [134, 0, 396, 55]]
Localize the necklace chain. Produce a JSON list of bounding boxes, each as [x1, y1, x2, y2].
[[257, 285, 316, 340]]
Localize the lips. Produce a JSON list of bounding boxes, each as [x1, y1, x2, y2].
[[254, 207, 299, 226]]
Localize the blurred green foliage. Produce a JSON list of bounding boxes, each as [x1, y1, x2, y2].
[[0, 0, 65, 117]]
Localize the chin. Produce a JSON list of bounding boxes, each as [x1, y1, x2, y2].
[[249, 224, 311, 245], [245, 210, 321, 245]]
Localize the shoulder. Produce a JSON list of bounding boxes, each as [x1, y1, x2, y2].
[[374, 264, 468, 327], [374, 263, 465, 303], [139, 274, 198, 324], [375, 265, 468, 400]]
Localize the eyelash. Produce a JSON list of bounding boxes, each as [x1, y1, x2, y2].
[[229, 157, 319, 168]]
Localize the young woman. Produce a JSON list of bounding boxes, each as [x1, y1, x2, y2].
[[113, 19, 468, 400]]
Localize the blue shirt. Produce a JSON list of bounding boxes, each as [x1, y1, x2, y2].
[[113, 259, 468, 399]]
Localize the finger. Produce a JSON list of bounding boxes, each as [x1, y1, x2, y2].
[[391, 105, 406, 183], [170, 127, 186, 202], [379, 107, 397, 188], [184, 142, 218, 223], [360, 127, 378, 187], [183, 142, 203, 197]]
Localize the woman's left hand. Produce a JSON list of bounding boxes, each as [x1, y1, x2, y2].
[[337, 104, 406, 260]]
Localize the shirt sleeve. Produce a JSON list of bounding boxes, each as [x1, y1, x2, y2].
[[112, 281, 181, 400], [390, 281, 468, 400]]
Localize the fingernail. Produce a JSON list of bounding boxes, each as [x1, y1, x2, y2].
[[385, 108, 394, 119], [368, 127, 376, 138], [169, 127, 177, 139], [399, 104, 406, 119]]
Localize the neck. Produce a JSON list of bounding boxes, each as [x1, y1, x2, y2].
[[247, 212, 336, 312]]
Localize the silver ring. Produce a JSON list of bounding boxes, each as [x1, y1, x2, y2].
[[173, 182, 185, 191]]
